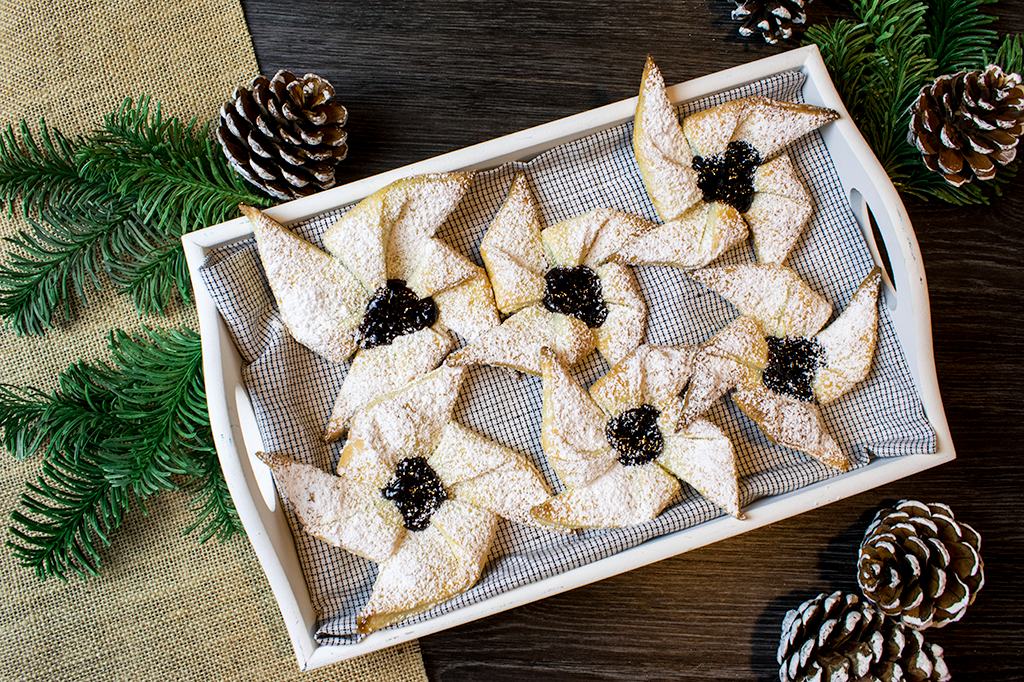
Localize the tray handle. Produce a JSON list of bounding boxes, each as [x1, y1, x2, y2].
[[799, 47, 952, 459]]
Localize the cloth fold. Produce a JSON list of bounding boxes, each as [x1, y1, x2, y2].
[[0, 0, 427, 679]]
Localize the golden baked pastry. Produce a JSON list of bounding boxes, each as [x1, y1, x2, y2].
[[257, 365, 557, 634], [241, 172, 501, 442], [624, 55, 839, 268], [532, 345, 745, 526], [447, 172, 648, 375], [812, 268, 883, 403], [681, 267, 884, 471], [689, 262, 833, 337]]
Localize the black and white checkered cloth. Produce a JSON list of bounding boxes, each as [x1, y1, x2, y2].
[[199, 69, 935, 643]]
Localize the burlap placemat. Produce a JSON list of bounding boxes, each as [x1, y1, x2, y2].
[[0, 1, 427, 679]]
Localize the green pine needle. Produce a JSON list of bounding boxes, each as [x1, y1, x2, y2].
[[993, 33, 1024, 74], [0, 203, 131, 335], [10, 453, 130, 581], [0, 96, 273, 336], [925, 0, 998, 74], [78, 96, 268, 238], [805, 0, 1014, 205], [183, 440, 243, 544], [0, 326, 244, 581]]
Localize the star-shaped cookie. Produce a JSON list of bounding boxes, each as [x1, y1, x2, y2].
[[620, 55, 839, 268], [532, 344, 745, 528], [447, 171, 649, 375], [256, 365, 556, 633], [681, 263, 883, 470], [241, 172, 500, 442]]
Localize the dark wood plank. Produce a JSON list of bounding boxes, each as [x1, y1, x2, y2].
[[239, 2, 1024, 679]]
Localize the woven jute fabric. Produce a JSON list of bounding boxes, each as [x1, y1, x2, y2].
[[0, 1, 428, 679]]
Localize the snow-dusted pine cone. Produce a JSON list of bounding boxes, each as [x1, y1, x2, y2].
[[731, 0, 811, 44], [778, 591, 950, 682], [909, 64, 1024, 187], [858, 500, 984, 630], [217, 70, 349, 200]]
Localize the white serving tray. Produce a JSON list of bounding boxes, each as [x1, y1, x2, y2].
[[182, 45, 954, 670]]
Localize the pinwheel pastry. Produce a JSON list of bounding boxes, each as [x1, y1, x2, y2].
[[618, 55, 839, 268], [446, 171, 649, 375], [241, 172, 500, 442], [256, 365, 557, 634], [680, 263, 883, 471], [532, 344, 745, 528]]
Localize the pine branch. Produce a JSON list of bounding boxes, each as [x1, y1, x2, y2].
[[804, 20, 875, 118], [0, 204, 128, 335], [103, 214, 191, 316], [183, 438, 244, 543], [993, 34, 1024, 74], [805, 0, 1011, 205], [0, 384, 50, 459], [77, 96, 270, 238], [0, 97, 274, 336], [9, 452, 132, 581], [0, 120, 107, 220], [3, 326, 243, 581], [0, 365, 121, 463], [925, 0, 998, 74], [91, 328, 208, 497]]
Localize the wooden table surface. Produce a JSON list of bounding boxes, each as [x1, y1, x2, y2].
[[239, 2, 1024, 679]]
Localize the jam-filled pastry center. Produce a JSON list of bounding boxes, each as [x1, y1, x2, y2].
[[763, 336, 824, 402], [359, 279, 440, 349], [542, 265, 609, 328], [380, 456, 449, 531], [605, 404, 664, 467], [692, 140, 762, 213]]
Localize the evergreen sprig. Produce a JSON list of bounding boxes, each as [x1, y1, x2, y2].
[[0, 326, 243, 581], [0, 97, 273, 336], [804, 0, 1020, 204]]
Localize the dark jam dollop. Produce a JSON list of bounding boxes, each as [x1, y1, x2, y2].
[[359, 279, 439, 349], [380, 456, 448, 531], [542, 265, 608, 328], [762, 336, 824, 402], [692, 140, 762, 213], [606, 404, 663, 467]]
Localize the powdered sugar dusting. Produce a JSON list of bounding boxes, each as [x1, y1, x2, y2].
[[691, 263, 832, 337], [658, 418, 743, 518], [633, 56, 702, 221], [813, 268, 881, 403], [733, 96, 840, 160], [324, 326, 454, 441], [531, 461, 680, 529], [242, 205, 369, 365], [747, 154, 813, 264], [732, 383, 848, 470], [446, 304, 594, 376], [357, 499, 496, 633]]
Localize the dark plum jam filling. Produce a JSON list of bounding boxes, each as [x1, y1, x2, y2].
[[606, 404, 663, 467], [762, 336, 824, 402], [359, 279, 439, 349], [380, 456, 448, 531], [542, 265, 608, 328], [692, 140, 762, 213]]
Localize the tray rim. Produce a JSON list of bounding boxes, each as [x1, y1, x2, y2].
[[182, 44, 954, 670]]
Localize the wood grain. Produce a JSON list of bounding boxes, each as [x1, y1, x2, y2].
[[239, 2, 1024, 679]]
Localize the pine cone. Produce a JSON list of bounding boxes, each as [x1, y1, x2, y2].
[[778, 591, 950, 682], [909, 64, 1024, 187], [731, 0, 810, 45], [858, 500, 984, 630], [217, 70, 349, 200]]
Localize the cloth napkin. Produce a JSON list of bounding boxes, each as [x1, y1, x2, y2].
[[198, 68, 935, 644]]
